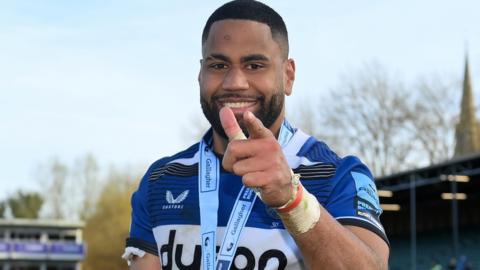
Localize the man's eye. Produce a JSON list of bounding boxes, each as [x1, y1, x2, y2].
[[246, 63, 263, 70], [210, 63, 228, 69]]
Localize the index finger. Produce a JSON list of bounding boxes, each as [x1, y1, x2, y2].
[[243, 111, 273, 139]]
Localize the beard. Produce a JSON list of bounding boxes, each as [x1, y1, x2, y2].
[[200, 91, 285, 140]]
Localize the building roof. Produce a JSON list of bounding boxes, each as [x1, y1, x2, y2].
[[0, 218, 84, 229], [377, 151, 480, 183]]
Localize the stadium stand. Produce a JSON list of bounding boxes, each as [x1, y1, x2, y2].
[[377, 153, 480, 269]]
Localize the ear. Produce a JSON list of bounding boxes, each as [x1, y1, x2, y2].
[[284, 58, 295, 96]]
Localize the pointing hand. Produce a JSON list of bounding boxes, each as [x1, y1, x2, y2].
[[219, 107, 294, 207]]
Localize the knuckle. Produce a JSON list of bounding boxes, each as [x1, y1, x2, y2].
[[232, 163, 242, 175], [242, 174, 253, 186], [264, 139, 280, 152], [272, 172, 283, 183], [228, 142, 240, 155], [276, 156, 287, 167], [222, 155, 233, 171]]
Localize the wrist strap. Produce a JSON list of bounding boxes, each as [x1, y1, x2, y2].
[[275, 172, 301, 211], [276, 184, 303, 213], [276, 184, 321, 235]]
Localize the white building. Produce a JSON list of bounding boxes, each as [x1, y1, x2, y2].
[[0, 219, 84, 270]]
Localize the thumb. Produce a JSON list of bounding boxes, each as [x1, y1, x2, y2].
[[219, 107, 247, 141], [243, 111, 273, 139]]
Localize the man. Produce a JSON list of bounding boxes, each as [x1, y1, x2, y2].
[[123, 1, 390, 269]]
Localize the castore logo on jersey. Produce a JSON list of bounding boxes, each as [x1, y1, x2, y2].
[[163, 190, 189, 210]]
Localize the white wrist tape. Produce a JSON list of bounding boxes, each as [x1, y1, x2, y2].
[[121, 247, 146, 266], [231, 131, 247, 141], [277, 185, 321, 235]]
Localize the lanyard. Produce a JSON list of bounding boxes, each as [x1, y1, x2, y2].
[[198, 140, 220, 270], [198, 120, 294, 270]]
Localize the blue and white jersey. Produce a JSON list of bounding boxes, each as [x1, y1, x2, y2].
[[126, 123, 388, 270]]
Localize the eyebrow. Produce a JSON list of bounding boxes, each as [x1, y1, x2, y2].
[[241, 54, 269, 62], [205, 53, 270, 63], [205, 54, 231, 62]]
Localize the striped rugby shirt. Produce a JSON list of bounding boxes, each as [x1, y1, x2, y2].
[[126, 121, 388, 270]]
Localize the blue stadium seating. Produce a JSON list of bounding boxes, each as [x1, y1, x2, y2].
[[389, 229, 479, 269]]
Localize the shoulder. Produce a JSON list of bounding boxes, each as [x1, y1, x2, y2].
[[297, 135, 373, 194], [296, 135, 342, 165], [149, 142, 200, 172], [135, 142, 201, 193], [290, 130, 369, 178], [283, 126, 389, 244], [285, 130, 342, 179], [288, 130, 375, 200]]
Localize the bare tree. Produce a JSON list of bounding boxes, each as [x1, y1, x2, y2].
[[72, 153, 101, 220], [317, 64, 413, 176], [288, 98, 319, 137], [406, 76, 458, 164], [38, 155, 101, 220], [38, 158, 69, 219], [292, 64, 457, 177]]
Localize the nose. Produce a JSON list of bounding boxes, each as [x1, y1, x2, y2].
[[222, 68, 249, 91]]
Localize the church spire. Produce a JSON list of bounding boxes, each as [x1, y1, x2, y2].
[[454, 53, 480, 157]]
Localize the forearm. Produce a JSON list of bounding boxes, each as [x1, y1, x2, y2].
[[129, 253, 162, 270], [275, 183, 388, 269], [289, 207, 388, 270]]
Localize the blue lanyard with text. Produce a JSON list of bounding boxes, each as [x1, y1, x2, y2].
[[198, 121, 294, 270], [198, 140, 220, 270]]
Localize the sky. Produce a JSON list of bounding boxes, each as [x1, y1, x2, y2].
[[1, 0, 480, 201]]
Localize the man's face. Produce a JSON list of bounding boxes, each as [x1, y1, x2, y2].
[[199, 19, 295, 139]]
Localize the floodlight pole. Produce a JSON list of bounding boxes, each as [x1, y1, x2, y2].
[[410, 174, 417, 270], [451, 178, 459, 259]]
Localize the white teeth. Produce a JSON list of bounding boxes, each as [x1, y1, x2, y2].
[[224, 102, 255, 108]]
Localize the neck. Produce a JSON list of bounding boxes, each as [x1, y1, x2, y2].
[[212, 114, 285, 155]]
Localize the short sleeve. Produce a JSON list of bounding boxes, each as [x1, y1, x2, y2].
[[125, 164, 159, 256], [325, 156, 389, 246]]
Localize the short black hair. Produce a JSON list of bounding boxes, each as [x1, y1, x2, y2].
[[202, 0, 289, 58]]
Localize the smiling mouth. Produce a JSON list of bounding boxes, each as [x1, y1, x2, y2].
[[222, 101, 257, 108], [214, 95, 261, 109]]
